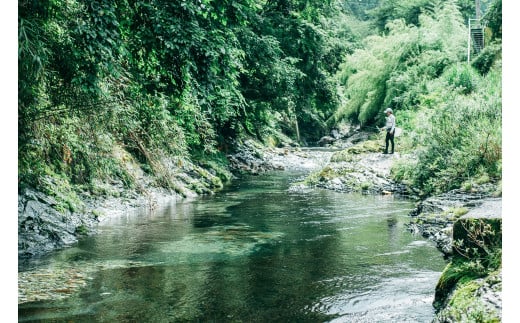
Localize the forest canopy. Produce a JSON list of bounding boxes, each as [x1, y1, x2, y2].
[[18, 0, 502, 197]]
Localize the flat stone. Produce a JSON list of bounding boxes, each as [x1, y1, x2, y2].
[[461, 198, 502, 219]]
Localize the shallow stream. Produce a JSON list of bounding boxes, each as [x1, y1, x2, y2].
[[19, 167, 446, 322]]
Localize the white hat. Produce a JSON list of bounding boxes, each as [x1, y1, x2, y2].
[[384, 108, 393, 114]]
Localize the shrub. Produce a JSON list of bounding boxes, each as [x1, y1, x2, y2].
[[396, 61, 501, 195], [443, 63, 479, 94], [471, 41, 502, 75]]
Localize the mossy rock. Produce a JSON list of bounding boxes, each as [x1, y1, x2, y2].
[[74, 225, 89, 236], [330, 150, 359, 162], [40, 173, 85, 213], [475, 174, 491, 185], [305, 166, 343, 185], [318, 166, 336, 181], [360, 181, 372, 190], [435, 262, 458, 308], [452, 207, 469, 218], [441, 207, 469, 219], [330, 140, 381, 162], [435, 218, 502, 316], [435, 276, 501, 323], [348, 140, 381, 154], [434, 259, 484, 310]]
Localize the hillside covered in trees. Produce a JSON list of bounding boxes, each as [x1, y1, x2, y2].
[[19, 0, 501, 209], [18, 1, 503, 320]]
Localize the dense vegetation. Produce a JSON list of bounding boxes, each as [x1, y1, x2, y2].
[[333, 0, 502, 196], [18, 0, 359, 198], [19, 0, 501, 198]]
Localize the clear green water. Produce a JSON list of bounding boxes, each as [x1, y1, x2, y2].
[[19, 170, 446, 322]]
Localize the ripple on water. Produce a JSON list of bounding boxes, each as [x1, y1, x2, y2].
[[19, 169, 444, 322], [310, 270, 441, 323]]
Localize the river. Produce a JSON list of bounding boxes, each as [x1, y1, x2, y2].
[[19, 164, 446, 322]]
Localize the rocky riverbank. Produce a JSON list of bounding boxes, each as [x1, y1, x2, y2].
[[277, 131, 503, 323], [18, 154, 231, 259], [17, 135, 324, 260], [410, 194, 502, 322], [288, 134, 411, 196], [18, 185, 181, 259], [18, 130, 502, 321]]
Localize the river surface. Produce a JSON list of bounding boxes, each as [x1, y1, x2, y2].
[[19, 168, 446, 322]]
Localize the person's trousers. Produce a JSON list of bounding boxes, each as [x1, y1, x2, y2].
[[385, 131, 394, 153]]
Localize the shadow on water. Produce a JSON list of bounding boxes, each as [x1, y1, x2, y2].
[[19, 170, 446, 322]]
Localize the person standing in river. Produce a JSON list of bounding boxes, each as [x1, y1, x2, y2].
[[382, 108, 395, 154]]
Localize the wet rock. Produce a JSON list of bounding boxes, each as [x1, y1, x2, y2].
[[317, 136, 336, 147], [227, 139, 331, 174], [18, 188, 99, 258], [19, 150, 242, 259], [330, 130, 370, 149], [410, 194, 502, 322], [407, 191, 500, 257], [227, 139, 278, 174], [299, 149, 410, 196]]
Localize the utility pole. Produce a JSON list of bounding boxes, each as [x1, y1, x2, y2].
[[476, 0, 481, 20]]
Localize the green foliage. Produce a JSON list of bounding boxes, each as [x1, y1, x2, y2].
[[334, 1, 467, 127], [438, 276, 501, 322], [435, 218, 501, 321], [19, 0, 357, 196], [368, 0, 431, 31], [471, 41, 502, 75], [193, 151, 233, 184], [75, 225, 89, 236], [18, 0, 501, 206], [435, 260, 480, 308], [396, 60, 501, 195], [483, 0, 502, 40], [453, 219, 502, 271], [38, 169, 85, 214], [373, 2, 502, 196], [236, 0, 353, 143], [443, 63, 479, 94], [344, 0, 381, 21]]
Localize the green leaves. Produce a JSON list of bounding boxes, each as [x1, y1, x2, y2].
[[18, 0, 501, 198], [397, 63, 502, 195], [443, 63, 479, 94], [335, 1, 468, 126]]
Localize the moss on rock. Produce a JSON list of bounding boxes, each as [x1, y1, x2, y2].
[[434, 270, 502, 323], [329, 140, 381, 162]]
